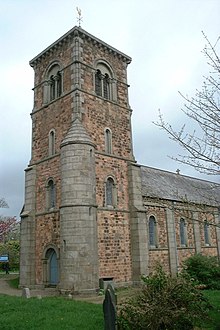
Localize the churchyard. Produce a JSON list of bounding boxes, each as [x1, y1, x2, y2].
[[1, 269, 220, 329]]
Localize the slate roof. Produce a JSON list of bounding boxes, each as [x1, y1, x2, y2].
[[141, 166, 220, 206]]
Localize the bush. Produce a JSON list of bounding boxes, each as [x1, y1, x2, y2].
[[117, 265, 211, 330], [182, 254, 220, 289], [0, 240, 19, 271]]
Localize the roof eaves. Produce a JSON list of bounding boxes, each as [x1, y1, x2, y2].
[[29, 26, 132, 67]]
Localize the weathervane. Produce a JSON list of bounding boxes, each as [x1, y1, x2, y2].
[[76, 7, 83, 27]]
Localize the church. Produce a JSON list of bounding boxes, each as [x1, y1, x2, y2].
[[20, 25, 220, 294]]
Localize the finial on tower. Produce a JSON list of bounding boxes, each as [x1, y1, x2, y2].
[[76, 7, 83, 27]]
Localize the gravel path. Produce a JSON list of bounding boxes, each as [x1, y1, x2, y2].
[[0, 274, 104, 302], [0, 274, 21, 296]]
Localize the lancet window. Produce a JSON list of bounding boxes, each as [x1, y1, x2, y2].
[[105, 128, 112, 154], [149, 216, 157, 247], [47, 179, 56, 210], [105, 176, 117, 207]]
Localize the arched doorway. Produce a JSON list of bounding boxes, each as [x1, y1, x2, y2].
[[45, 248, 59, 285]]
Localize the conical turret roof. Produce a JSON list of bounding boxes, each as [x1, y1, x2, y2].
[[60, 118, 95, 148]]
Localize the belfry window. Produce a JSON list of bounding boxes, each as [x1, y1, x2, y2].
[[103, 74, 110, 99], [56, 71, 62, 97], [94, 62, 114, 100], [49, 76, 56, 101], [45, 63, 63, 103], [95, 69, 102, 97], [149, 216, 157, 247]]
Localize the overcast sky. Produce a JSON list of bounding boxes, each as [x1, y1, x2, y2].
[[0, 0, 219, 218]]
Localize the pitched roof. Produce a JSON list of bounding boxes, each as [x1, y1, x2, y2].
[[30, 26, 131, 67], [141, 165, 220, 206]]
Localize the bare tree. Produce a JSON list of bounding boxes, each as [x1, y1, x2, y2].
[[155, 32, 220, 176], [0, 216, 17, 243], [0, 198, 9, 209]]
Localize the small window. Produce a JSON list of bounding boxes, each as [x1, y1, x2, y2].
[[47, 179, 56, 209], [48, 130, 55, 156], [149, 216, 157, 247], [204, 221, 210, 245], [105, 177, 116, 207], [180, 218, 187, 246], [105, 128, 112, 154], [106, 177, 114, 206]]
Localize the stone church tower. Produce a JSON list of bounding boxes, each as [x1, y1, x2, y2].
[[20, 25, 220, 294], [20, 26, 147, 293]]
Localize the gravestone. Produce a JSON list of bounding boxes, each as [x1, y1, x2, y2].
[[103, 283, 117, 330], [22, 287, 31, 298]]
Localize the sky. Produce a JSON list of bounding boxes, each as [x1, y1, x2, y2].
[[0, 0, 220, 218]]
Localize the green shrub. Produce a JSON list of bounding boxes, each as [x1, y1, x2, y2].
[[182, 254, 220, 289], [117, 265, 211, 330], [0, 240, 20, 271]]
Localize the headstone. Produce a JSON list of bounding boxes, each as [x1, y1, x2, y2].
[[103, 284, 117, 330], [22, 287, 31, 298]]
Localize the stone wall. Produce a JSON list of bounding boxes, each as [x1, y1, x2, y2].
[[143, 197, 220, 274]]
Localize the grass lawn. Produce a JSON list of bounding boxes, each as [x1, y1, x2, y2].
[[0, 295, 103, 330], [1, 276, 220, 330], [201, 290, 220, 329]]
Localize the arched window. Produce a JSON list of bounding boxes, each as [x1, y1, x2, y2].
[[105, 128, 112, 154], [45, 63, 63, 103], [94, 62, 114, 100], [47, 179, 56, 209], [204, 221, 210, 245], [105, 177, 116, 207], [48, 129, 55, 156], [149, 216, 157, 247], [180, 218, 187, 246]]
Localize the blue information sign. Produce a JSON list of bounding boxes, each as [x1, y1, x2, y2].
[[0, 255, 9, 262]]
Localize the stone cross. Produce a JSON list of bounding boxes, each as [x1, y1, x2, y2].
[[103, 283, 117, 330]]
